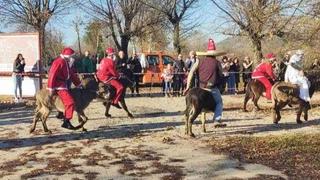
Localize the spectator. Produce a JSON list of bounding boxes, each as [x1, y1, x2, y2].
[[185, 51, 199, 88], [129, 53, 142, 96], [116, 51, 134, 87], [82, 51, 95, 73], [161, 63, 173, 97], [74, 53, 83, 73], [221, 56, 230, 93], [311, 58, 320, 69], [233, 57, 241, 93], [12, 53, 25, 103], [173, 54, 186, 96], [278, 53, 290, 81], [228, 57, 236, 94], [242, 56, 253, 90]]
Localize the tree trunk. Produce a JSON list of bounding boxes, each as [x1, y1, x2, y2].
[[120, 35, 130, 59], [38, 28, 45, 66], [250, 36, 263, 66], [173, 23, 181, 54], [77, 30, 82, 55]]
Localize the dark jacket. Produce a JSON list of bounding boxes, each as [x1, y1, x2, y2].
[[129, 57, 142, 74], [13, 59, 25, 73]]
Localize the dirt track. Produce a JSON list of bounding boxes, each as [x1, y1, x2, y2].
[[0, 93, 320, 179]]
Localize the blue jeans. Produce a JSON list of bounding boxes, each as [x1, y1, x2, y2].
[[227, 73, 236, 94], [12, 74, 23, 98], [210, 88, 223, 121], [164, 81, 172, 93]]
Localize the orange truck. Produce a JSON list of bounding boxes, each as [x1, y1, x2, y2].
[[140, 51, 176, 84]]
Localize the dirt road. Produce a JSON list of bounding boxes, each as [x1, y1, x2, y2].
[[1, 93, 319, 179]]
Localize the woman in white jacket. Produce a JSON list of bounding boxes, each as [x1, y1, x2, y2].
[[284, 50, 311, 104]]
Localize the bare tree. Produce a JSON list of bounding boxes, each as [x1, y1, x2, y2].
[[142, 0, 199, 54], [0, 0, 74, 64], [211, 0, 304, 63], [82, 0, 162, 58], [72, 15, 84, 55]]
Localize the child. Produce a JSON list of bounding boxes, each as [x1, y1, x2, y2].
[[161, 64, 174, 97]]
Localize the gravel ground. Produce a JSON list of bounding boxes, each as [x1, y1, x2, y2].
[[0, 92, 319, 179]]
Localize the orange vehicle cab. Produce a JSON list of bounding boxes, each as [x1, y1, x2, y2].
[[140, 52, 175, 84]]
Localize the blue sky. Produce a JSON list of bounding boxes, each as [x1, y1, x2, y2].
[[1, 0, 228, 46]]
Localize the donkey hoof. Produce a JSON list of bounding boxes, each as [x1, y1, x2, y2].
[[273, 121, 279, 124], [105, 114, 112, 118], [45, 130, 52, 134], [243, 109, 248, 112], [297, 120, 303, 124], [304, 115, 308, 121], [189, 133, 196, 138], [82, 128, 88, 132], [128, 114, 134, 119], [29, 128, 35, 134]]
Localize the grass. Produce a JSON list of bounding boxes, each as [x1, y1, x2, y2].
[[209, 133, 320, 179]]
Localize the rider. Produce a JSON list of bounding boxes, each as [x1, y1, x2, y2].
[[47, 47, 82, 130], [251, 53, 276, 100], [184, 38, 226, 127], [284, 50, 311, 107], [97, 47, 123, 109]]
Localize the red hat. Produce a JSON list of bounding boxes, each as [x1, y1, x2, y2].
[[61, 47, 75, 57], [106, 47, 115, 54], [207, 38, 216, 51], [265, 53, 276, 60]]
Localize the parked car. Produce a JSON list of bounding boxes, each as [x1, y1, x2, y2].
[[140, 51, 175, 84]]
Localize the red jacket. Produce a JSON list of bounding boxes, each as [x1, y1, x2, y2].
[[97, 57, 119, 83], [47, 57, 81, 91], [252, 62, 275, 80]]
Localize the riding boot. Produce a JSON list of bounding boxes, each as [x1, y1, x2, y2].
[[61, 119, 76, 130]]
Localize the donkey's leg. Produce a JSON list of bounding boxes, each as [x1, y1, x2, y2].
[[188, 107, 201, 138], [272, 100, 278, 124], [41, 108, 52, 134], [274, 101, 287, 124], [120, 99, 133, 118], [243, 90, 252, 112], [30, 110, 41, 133], [104, 101, 112, 118], [253, 93, 262, 111], [296, 101, 304, 124], [201, 112, 206, 133]]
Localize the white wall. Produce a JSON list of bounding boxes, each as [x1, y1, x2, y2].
[[0, 76, 40, 97]]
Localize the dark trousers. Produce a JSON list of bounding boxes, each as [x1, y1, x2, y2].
[[130, 75, 140, 94], [173, 76, 184, 95]]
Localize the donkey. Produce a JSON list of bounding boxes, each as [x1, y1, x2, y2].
[[30, 76, 101, 134]]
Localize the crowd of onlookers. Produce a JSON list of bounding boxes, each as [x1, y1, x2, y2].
[[12, 50, 320, 103], [161, 51, 256, 97]]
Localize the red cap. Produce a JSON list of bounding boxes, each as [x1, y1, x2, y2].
[[106, 47, 115, 54], [61, 47, 75, 56], [265, 53, 276, 60], [207, 38, 216, 51]]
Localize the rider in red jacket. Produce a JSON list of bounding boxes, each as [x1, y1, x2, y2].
[[47, 47, 82, 130], [251, 53, 276, 100], [97, 47, 123, 109]]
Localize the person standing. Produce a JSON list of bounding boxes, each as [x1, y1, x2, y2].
[[47, 47, 82, 130], [82, 51, 95, 73], [161, 63, 174, 97], [233, 57, 241, 93], [129, 53, 142, 96], [97, 48, 123, 109], [12, 54, 25, 103], [242, 56, 253, 90], [278, 53, 290, 81], [221, 56, 230, 94], [227, 57, 236, 94], [173, 54, 186, 96], [185, 51, 199, 88], [185, 38, 226, 127]]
